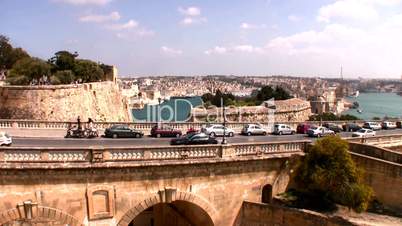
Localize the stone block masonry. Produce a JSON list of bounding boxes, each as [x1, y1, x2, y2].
[[0, 81, 131, 122]]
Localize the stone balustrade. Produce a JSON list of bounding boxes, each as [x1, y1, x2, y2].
[[346, 134, 402, 148], [0, 140, 309, 166], [0, 119, 393, 133]]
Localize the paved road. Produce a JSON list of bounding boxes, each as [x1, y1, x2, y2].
[[8, 129, 402, 148]]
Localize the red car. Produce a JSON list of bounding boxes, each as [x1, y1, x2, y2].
[[150, 125, 182, 138], [297, 123, 314, 134]]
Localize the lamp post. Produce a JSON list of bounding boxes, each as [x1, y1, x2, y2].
[[157, 97, 162, 126], [221, 97, 227, 144]]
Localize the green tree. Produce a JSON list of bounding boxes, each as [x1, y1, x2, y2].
[[256, 86, 275, 102], [274, 86, 292, 100], [339, 114, 360, 121], [295, 136, 373, 212], [0, 35, 30, 71], [73, 59, 104, 83], [49, 75, 61, 85], [309, 113, 360, 121], [201, 93, 214, 104], [254, 86, 293, 104], [49, 50, 78, 72], [54, 70, 75, 84], [7, 57, 51, 85]]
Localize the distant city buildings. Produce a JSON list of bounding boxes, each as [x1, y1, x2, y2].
[[118, 75, 402, 119]]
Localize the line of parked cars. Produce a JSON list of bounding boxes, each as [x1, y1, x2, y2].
[[58, 119, 402, 146], [100, 120, 402, 140]]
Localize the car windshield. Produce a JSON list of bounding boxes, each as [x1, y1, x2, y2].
[[310, 126, 318, 130], [357, 129, 366, 133]]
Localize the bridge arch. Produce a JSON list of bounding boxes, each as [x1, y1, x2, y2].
[[117, 188, 218, 226], [0, 202, 82, 226]]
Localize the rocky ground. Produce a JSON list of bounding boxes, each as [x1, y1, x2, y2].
[[331, 206, 402, 226]]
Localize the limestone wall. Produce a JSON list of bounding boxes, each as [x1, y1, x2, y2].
[[236, 201, 357, 226], [0, 157, 294, 226], [0, 82, 131, 122], [349, 142, 402, 213]]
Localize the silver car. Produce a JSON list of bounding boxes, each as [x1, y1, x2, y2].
[[273, 124, 296, 135], [241, 124, 267, 136], [201, 124, 235, 137]]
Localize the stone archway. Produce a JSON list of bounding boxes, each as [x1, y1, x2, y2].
[[261, 184, 273, 204], [117, 188, 218, 226], [0, 201, 82, 226]]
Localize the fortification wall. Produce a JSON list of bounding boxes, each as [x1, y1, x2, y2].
[[0, 82, 130, 122], [349, 143, 402, 213], [235, 201, 357, 226]]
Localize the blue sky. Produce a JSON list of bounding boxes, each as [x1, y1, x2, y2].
[[1, 0, 402, 78]]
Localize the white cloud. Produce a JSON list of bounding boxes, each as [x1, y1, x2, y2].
[[55, 0, 112, 5], [161, 46, 183, 56], [79, 11, 120, 23], [178, 7, 201, 17], [204, 46, 227, 55], [233, 45, 263, 53], [107, 19, 138, 30], [205, 45, 263, 55], [288, 15, 301, 22], [180, 17, 207, 25], [178, 6, 206, 26], [317, 0, 402, 23], [240, 22, 267, 30], [265, 16, 402, 76]]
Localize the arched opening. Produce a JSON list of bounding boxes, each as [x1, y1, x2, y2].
[[261, 184, 273, 204], [128, 200, 214, 226], [0, 204, 82, 226]]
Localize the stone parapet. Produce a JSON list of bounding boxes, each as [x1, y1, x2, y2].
[[0, 140, 309, 169], [0, 119, 390, 134]]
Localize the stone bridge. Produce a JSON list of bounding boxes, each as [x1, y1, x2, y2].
[[0, 141, 308, 226]]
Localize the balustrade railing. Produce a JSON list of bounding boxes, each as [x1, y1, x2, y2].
[[1, 119, 393, 133], [346, 134, 402, 147], [0, 140, 309, 165]]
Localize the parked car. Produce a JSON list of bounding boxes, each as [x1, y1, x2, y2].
[[323, 123, 343, 133], [151, 125, 182, 138], [0, 132, 12, 146], [241, 124, 267, 136], [297, 123, 314, 134], [186, 127, 199, 135], [363, 122, 382, 130], [104, 125, 144, 138], [201, 124, 235, 137], [342, 123, 362, 132], [352, 129, 376, 138], [273, 124, 296, 135], [170, 133, 219, 145], [307, 126, 335, 137], [382, 121, 397, 130]]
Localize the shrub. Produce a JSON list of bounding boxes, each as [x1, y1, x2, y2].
[[54, 70, 75, 84], [294, 136, 373, 212], [50, 75, 61, 85]]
